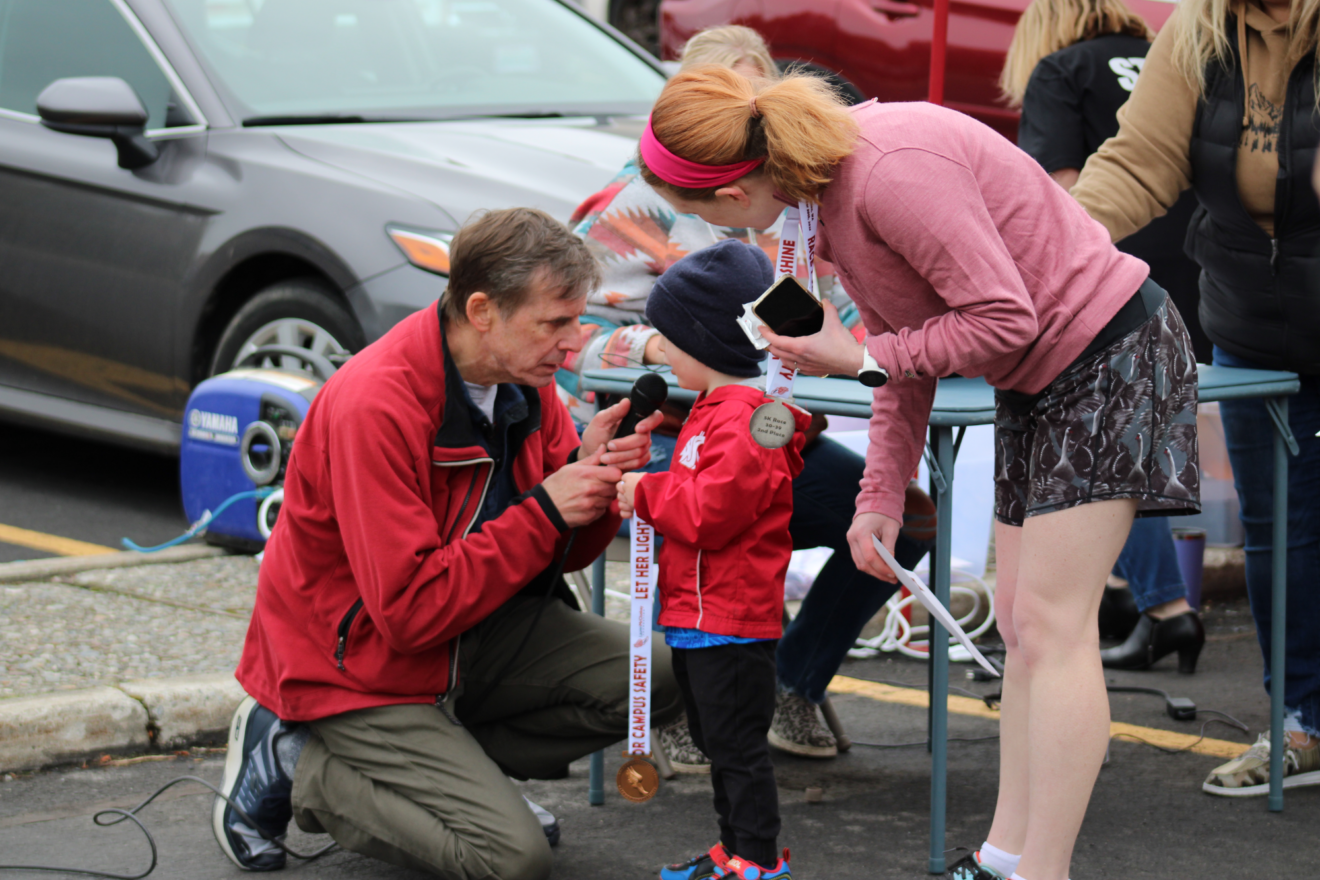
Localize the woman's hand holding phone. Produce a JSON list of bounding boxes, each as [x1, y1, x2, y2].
[[760, 300, 866, 377]]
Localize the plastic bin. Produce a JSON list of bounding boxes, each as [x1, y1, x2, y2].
[[1175, 402, 1243, 547]]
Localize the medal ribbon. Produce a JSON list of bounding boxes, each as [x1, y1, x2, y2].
[[764, 201, 819, 401], [628, 515, 656, 756]]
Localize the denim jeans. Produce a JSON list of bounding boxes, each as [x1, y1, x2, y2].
[[776, 437, 932, 704], [1213, 346, 1320, 737], [1112, 516, 1186, 613]]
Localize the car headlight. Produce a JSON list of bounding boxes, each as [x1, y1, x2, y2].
[[387, 225, 454, 276]]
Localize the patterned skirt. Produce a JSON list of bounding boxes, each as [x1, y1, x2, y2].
[[993, 286, 1201, 526]]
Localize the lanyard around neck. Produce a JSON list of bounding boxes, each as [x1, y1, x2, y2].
[[764, 201, 818, 401]]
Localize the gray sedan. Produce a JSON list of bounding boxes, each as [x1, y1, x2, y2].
[[0, 0, 660, 451]]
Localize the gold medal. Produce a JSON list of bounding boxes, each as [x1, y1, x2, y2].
[[616, 757, 659, 802], [749, 401, 795, 450]]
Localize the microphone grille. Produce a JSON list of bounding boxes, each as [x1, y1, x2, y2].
[[635, 370, 669, 404]]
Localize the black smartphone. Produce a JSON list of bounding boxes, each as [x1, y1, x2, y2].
[[752, 275, 824, 337]]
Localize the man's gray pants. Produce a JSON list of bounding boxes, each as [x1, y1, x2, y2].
[[290, 596, 684, 880]]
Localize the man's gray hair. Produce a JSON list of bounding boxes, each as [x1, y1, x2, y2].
[[442, 207, 601, 323]]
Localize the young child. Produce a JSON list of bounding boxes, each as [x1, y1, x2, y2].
[[616, 239, 810, 880]]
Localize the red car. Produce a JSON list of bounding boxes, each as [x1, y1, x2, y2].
[[660, 0, 1176, 141]]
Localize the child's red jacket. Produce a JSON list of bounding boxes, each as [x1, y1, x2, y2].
[[634, 384, 811, 640]]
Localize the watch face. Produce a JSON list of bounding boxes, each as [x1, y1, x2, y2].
[[859, 370, 888, 388]]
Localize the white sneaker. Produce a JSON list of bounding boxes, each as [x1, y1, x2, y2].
[[1202, 732, 1320, 797]]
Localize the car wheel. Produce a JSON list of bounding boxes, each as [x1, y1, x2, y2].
[[209, 280, 364, 379], [778, 61, 867, 106]]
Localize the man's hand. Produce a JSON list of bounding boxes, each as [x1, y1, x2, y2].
[[541, 447, 623, 528], [580, 398, 664, 472], [847, 511, 903, 584], [616, 472, 643, 519], [760, 300, 864, 377]]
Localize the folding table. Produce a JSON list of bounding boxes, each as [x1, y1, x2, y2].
[[579, 363, 1298, 872]]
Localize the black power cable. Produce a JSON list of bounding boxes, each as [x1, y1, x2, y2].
[[0, 775, 336, 879]]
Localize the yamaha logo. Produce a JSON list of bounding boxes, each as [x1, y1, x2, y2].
[[187, 409, 239, 445]]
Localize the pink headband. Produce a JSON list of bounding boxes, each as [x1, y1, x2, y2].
[[639, 117, 765, 189]]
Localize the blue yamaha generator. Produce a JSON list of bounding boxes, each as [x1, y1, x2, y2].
[[179, 349, 335, 551]]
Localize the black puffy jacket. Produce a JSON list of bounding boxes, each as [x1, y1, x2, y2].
[[1186, 21, 1320, 374]]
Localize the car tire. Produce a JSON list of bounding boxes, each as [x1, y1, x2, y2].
[[778, 60, 867, 106], [209, 280, 364, 379]]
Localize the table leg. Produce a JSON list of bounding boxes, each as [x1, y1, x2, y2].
[[928, 426, 953, 874], [1269, 398, 1288, 812], [590, 553, 607, 806]]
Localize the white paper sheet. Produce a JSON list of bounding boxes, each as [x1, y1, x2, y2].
[[872, 536, 1000, 677]]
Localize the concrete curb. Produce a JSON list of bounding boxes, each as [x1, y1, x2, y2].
[[0, 673, 245, 773], [0, 544, 230, 584]]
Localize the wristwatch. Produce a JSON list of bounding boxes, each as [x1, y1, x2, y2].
[[858, 347, 889, 388]]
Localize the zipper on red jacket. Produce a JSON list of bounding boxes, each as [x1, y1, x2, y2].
[[433, 456, 495, 543], [334, 598, 364, 671]]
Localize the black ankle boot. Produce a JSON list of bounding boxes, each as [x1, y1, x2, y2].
[[1099, 611, 1205, 674], [1097, 587, 1141, 640]]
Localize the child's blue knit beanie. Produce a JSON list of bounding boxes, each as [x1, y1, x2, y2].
[[646, 239, 772, 379]]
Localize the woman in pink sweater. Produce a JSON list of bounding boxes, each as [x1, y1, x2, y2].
[[636, 67, 1199, 880]]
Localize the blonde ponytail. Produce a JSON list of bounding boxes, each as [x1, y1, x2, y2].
[[639, 65, 858, 204]]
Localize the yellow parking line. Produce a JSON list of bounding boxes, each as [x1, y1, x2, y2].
[[0, 523, 115, 557], [829, 674, 1245, 760]]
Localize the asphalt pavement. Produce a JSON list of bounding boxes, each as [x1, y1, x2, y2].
[[1, 620, 1312, 880], [0, 423, 186, 563]]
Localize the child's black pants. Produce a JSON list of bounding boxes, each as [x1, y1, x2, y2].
[[672, 640, 780, 868]]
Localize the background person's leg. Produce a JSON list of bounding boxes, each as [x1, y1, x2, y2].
[[293, 703, 550, 880], [1213, 349, 1320, 744], [777, 437, 932, 704], [1111, 516, 1186, 613], [1101, 515, 1204, 672], [455, 596, 683, 780]]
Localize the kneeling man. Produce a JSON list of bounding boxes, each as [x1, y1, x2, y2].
[[216, 208, 682, 878]]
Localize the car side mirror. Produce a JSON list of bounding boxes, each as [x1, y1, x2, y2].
[[36, 77, 160, 170]]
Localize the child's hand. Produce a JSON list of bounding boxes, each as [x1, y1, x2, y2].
[[616, 473, 643, 518]]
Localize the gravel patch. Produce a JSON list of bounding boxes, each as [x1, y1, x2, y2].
[[0, 556, 641, 700], [64, 555, 261, 616], [0, 566, 254, 699]]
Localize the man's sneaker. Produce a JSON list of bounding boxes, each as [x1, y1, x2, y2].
[[1202, 732, 1320, 797], [768, 691, 837, 758], [946, 852, 1007, 879], [213, 696, 294, 871], [661, 843, 729, 880], [658, 715, 711, 774], [717, 849, 791, 880], [523, 796, 560, 847]]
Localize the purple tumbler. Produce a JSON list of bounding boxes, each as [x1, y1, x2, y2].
[[1172, 527, 1207, 609]]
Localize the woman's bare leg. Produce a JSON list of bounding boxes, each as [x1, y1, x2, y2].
[[985, 521, 1029, 857], [1011, 499, 1136, 880]]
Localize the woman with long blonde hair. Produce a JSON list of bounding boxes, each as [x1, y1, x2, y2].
[[999, 0, 1151, 109], [636, 63, 1200, 880], [1072, 0, 1320, 801]]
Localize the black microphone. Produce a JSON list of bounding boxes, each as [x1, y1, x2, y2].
[[614, 372, 669, 438]]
